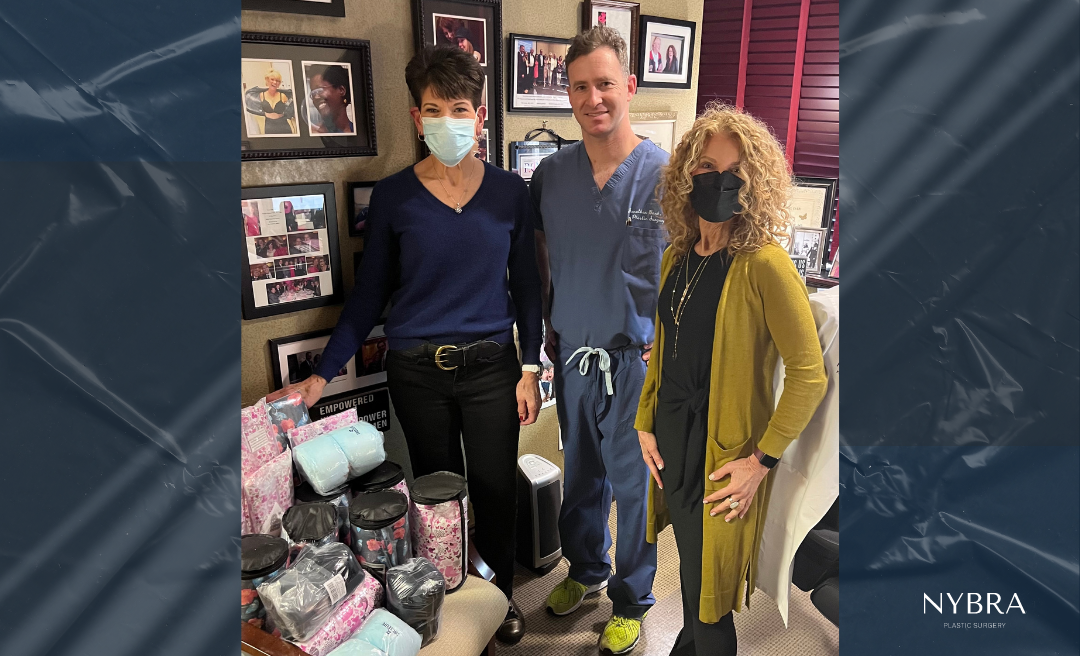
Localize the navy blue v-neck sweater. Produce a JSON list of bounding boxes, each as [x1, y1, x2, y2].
[[314, 161, 543, 381]]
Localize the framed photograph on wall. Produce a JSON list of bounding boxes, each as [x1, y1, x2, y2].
[[510, 141, 559, 181], [242, 33, 377, 160], [582, 0, 640, 76], [241, 183, 344, 319], [630, 117, 676, 153], [789, 226, 828, 274], [412, 0, 505, 168], [242, 0, 346, 17], [347, 181, 377, 237], [508, 34, 572, 113], [787, 176, 838, 259], [637, 15, 695, 89], [269, 325, 389, 394]]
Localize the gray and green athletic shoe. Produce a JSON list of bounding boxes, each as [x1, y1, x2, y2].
[[545, 576, 608, 616], [599, 613, 647, 654]]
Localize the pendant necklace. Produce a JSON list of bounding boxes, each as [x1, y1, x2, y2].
[[434, 160, 472, 214], [669, 248, 714, 359]]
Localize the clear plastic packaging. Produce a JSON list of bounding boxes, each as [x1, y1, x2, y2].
[[257, 542, 366, 642], [349, 460, 410, 505], [291, 570, 384, 656], [241, 534, 290, 631], [293, 422, 386, 495], [409, 472, 469, 591], [243, 448, 295, 537], [349, 490, 412, 579], [288, 408, 359, 448], [384, 558, 446, 647], [328, 609, 422, 656], [267, 392, 312, 443], [282, 502, 339, 547]]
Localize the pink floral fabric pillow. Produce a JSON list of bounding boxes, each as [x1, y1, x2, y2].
[[242, 399, 285, 477], [243, 448, 294, 536], [409, 497, 468, 591], [287, 408, 358, 448]]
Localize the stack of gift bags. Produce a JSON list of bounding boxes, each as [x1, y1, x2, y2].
[[241, 394, 473, 656]]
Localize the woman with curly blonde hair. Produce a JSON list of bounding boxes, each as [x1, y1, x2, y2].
[[634, 104, 827, 655]]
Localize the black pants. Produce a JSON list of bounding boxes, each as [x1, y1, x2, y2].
[[386, 344, 521, 599]]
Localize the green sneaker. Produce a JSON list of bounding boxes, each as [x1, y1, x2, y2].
[[546, 576, 608, 616], [599, 613, 646, 654]]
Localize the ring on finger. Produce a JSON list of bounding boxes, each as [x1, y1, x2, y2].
[[728, 498, 740, 509]]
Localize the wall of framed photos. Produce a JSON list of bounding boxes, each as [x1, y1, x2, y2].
[[502, 0, 704, 164], [241, 0, 704, 408]]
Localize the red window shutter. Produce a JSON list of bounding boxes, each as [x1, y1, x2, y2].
[[697, 0, 746, 114]]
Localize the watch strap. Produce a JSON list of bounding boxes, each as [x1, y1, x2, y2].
[[754, 447, 779, 469]]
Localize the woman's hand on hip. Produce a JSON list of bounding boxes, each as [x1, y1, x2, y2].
[[517, 372, 540, 426], [704, 456, 770, 522], [638, 430, 664, 489], [266, 375, 327, 410]]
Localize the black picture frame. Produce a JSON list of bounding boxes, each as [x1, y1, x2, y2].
[[241, 182, 344, 320], [789, 176, 838, 259], [582, 0, 640, 77], [241, 32, 377, 160], [242, 0, 346, 17], [508, 33, 573, 114], [637, 15, 696, 89], [346, 181, 378, 238], [412, 0, 505, 168], [268, 325, 388, 393]]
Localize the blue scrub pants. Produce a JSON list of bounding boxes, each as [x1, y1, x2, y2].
[[554, 341, 657, 619]]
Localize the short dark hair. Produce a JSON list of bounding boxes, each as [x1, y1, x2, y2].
[[566, 26, 629, 78], [405, 45, 485, 110]]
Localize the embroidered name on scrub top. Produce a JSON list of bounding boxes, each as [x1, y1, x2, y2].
[[627, 206, 664, 227]]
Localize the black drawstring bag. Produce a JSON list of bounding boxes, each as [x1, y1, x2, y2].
[[294, 482, 351, 545], [349, 460, 410, 504], [241, 534, 290, 630], [349, 489, 412, 580], [281, 502, 338, 547]]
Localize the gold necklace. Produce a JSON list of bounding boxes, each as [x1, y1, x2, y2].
[[433, 159, 472, 214], [669, 249, 713, 359]]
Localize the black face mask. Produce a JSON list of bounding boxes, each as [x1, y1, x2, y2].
[[688, 170, 745, 223]]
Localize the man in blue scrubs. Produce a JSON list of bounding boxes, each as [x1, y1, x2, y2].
[[532, 26, 668, 655]]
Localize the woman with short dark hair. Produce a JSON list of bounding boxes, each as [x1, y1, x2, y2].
[[269, 45, 539, 645]]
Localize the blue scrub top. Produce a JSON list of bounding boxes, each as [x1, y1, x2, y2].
[[531, 139, 669, 350]]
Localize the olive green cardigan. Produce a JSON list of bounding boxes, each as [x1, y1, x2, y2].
[[635, 241, 827, 622]]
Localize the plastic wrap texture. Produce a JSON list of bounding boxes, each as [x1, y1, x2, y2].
[[257, 542, 366, 642], [289, 408, 359, 448], [385, 558, 446, 647], [291, 571, 385, 656], [294, 422, 387, 495], [330, 609, 423, 656], [841, 1, 1079, 653]]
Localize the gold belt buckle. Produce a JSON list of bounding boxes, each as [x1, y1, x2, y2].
[[434, 344, 460, 371]]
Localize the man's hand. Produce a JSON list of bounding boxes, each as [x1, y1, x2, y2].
[[266, 375, 327, 409], [543, 320, 559, 365], [517, 371, 541, 426]]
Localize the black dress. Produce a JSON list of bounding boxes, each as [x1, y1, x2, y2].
[[655, 244, 738, 656]]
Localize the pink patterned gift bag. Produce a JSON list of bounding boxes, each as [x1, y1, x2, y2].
[[291, 571, 384, 656], [288, 408, 359, 448], [242, 398, 285, 477], [243, 448, 295, 537], [409, 472, 469, 592]]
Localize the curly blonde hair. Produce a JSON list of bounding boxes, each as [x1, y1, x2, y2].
[[660, 102, 793, 260]]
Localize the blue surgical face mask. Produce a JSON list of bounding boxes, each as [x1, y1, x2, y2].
[[421, 116, 477, 167]]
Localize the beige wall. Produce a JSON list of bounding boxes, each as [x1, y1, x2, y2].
[[241, 0, 703, 463]]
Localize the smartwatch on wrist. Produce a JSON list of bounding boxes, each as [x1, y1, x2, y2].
[[521, 364, 541, 374], [753, 447, 779, 469]]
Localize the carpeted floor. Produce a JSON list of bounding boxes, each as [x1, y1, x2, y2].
[[496, 502, 839, 656]]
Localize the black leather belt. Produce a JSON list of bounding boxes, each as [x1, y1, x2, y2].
[[399, 340, 509, 371]]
